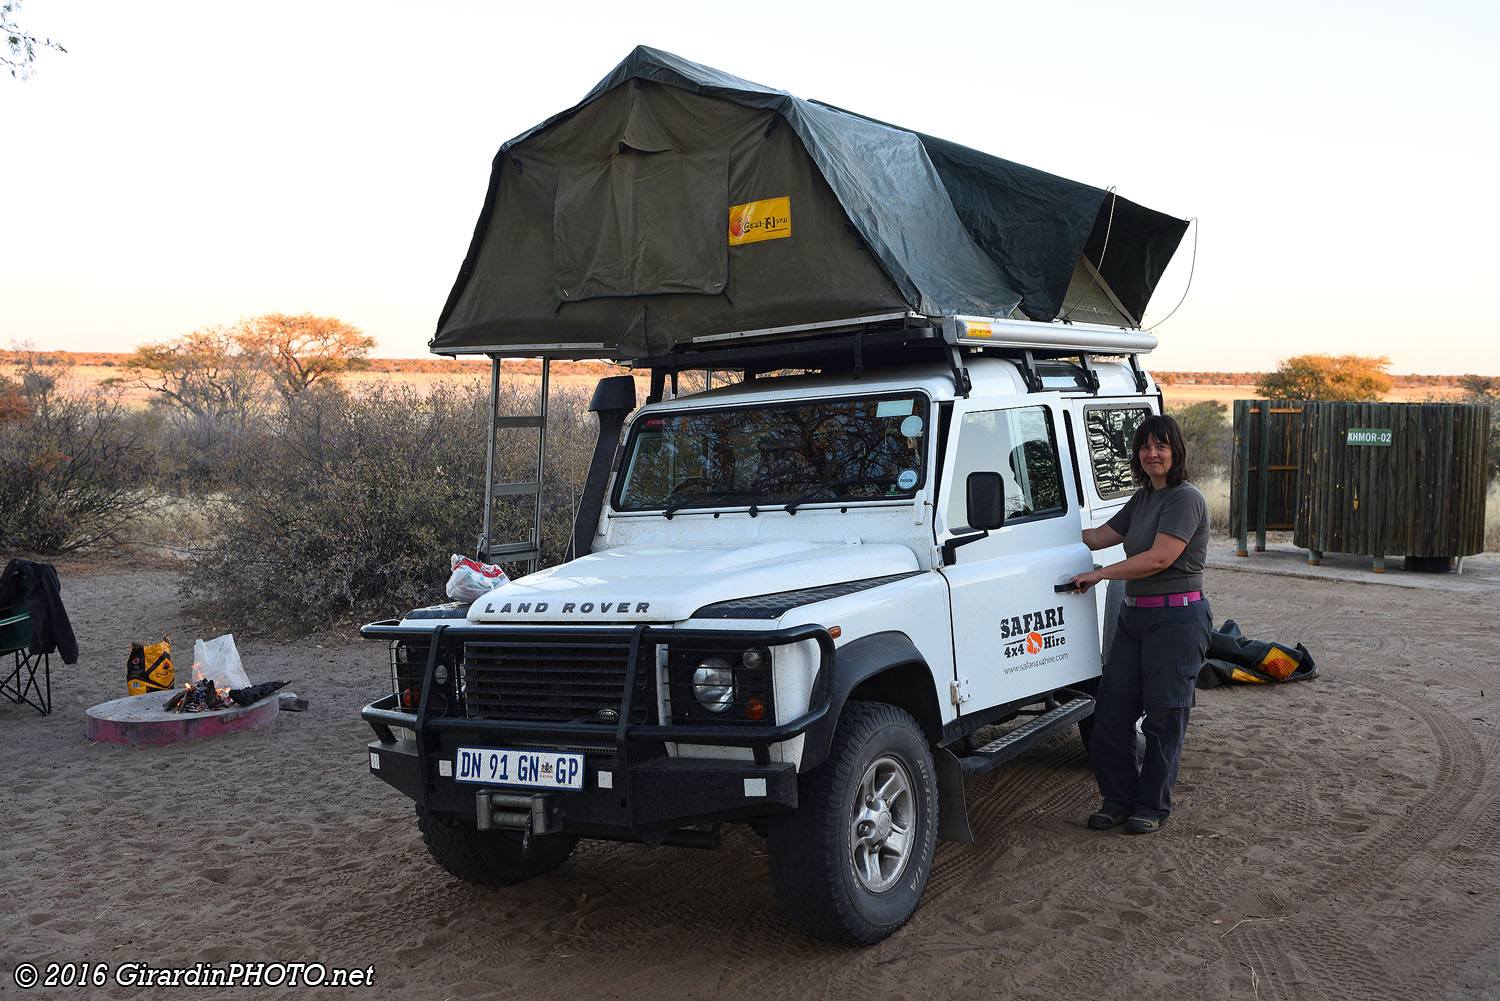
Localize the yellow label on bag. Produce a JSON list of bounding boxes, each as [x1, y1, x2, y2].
[[127, 638, 176, 695], [729, 197, 791, 245], [1258, 648, 1298, 681]]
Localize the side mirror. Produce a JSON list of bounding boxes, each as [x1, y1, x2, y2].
[[966, 471, 1006, 531]]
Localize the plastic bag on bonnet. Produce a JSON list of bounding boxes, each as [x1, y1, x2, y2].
[[446, 554, 510, 601]]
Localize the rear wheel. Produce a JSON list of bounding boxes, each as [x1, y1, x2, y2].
[[416, 805, 578, 885], [767, 702, 937, 944], [1069, 678, 1101, 759]]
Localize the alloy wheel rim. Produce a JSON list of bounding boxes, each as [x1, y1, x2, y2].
[[850, 753, 915, 893]]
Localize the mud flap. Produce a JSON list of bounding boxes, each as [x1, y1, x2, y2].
[[934, 746, 973, 844]]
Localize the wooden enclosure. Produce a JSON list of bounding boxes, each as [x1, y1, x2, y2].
[[1233, 401, 1491, 569], [1230, 400, 1303, 554]]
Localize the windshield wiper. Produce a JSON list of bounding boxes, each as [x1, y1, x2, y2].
[[662, 488, 762, 519], [784, 476, 896, 514]]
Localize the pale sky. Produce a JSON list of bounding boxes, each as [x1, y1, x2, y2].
[[4, 0, 1498, 374]]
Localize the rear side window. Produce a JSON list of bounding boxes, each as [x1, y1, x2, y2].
[[1084, 405, 1151, 499]]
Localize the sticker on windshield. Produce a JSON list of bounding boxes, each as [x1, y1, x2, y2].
[[900, 415, 924, 438], [876, 399, 914, 418], [897, 469, 919, 490]]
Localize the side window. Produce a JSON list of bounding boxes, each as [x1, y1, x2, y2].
[[1085, 405, 1150, 499], [945, 406, 1065, 531]]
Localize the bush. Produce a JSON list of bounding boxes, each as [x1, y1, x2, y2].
[[1452, 375, 1499, 482], [0, 358, 155, 554], [182, 381, 486, 625], [182, 378, 600, 628], [1169, 399, 1231, 476]]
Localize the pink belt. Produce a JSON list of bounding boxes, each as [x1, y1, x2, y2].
[[1125, 591, 1203, 607]]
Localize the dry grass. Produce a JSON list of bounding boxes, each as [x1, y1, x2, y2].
[[119, 492, 233, 557], [1195, 471, 1232, 534]]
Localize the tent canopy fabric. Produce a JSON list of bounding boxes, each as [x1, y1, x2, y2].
[[433, 46, 1188, 360]]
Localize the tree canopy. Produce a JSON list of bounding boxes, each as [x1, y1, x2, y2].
[[236, 312, 375, 398], [1255, 354, 1392, 402], [122, 313, 374, 412], [3, 0, 65, 80], [124, 326, 269, 419]]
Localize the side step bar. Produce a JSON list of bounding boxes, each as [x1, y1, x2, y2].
[[954, 694, 1094, 777]]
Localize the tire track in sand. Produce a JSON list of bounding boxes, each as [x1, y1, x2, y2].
[[1225, 679, 1490, 1001]]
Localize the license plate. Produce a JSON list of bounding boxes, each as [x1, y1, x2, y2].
[[453, 746, 585, 791]]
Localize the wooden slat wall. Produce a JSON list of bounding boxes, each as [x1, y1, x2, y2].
[[1291, 402, 1490, 558], [1231, 400, 1302, 553]]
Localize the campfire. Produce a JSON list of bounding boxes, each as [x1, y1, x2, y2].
[[164, 677, 288, 713]]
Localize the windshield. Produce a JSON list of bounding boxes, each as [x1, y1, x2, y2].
[[613, 392, 930, 512]]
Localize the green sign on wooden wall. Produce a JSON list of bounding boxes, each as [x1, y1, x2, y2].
[[1346, 428, 1393, 446]]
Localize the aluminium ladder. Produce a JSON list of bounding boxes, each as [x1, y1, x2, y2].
[[477, 357, 549, 575]]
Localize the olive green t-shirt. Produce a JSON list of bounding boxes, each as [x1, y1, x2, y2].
[[1106, 482, 1209, 597]]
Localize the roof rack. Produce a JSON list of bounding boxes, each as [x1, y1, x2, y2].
[[635, 313, 1155, 402]]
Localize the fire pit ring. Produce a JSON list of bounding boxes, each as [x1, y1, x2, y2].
[[86, 690, 280, 744]]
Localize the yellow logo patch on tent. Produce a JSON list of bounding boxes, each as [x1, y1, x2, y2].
[[729, 197, 791, 245]]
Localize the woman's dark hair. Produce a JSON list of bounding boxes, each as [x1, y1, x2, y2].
[[1130, 413, 1189, 488]]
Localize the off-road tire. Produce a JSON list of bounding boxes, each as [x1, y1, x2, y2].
[[416, 805, 578, 885], [767, 701, 937, 944]]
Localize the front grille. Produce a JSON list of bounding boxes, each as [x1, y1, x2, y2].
[[461, 640, 656, 725]]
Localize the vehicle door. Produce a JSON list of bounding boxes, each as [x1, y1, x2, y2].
[[1064, 398, 1157, 652], [937, 394, 1101, 713]]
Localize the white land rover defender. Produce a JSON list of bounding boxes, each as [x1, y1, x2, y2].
[[360, 47, 1188, 944]]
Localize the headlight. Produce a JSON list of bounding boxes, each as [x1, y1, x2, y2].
[[692, 657, 735, 713]]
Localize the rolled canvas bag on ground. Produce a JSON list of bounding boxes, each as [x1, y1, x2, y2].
[[1196, 620, 1317, 688], [127, 638, 175, 695]]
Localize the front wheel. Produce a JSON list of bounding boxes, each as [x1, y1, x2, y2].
[[416, 805, 578, 885], [767, 702, 937, 944]]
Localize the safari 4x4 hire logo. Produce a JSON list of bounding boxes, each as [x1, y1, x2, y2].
[[729, 197, 791, 245], [999, 605, 1068, 660]]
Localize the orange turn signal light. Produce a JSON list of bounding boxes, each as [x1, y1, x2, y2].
[[746, 698, 766, 721]]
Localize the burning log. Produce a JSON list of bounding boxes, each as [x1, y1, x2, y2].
[[164, 678, 291, 712], [168, 677, 231, 713], [229, 680, 289, 706]]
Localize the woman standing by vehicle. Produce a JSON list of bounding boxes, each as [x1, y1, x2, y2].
[[1068, 414, 1211, 835]]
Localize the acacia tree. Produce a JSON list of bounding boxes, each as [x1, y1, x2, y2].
[[123, 326, 271, 420], [236, 312, 375, 398], [1255, 354, 1392, 401], [3, 0, 65, 80]]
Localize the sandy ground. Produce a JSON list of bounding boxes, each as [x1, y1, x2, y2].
[[3, 539, 1499, 1000]]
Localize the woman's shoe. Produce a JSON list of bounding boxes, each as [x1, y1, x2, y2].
[[1087, 808, 1130, 830]]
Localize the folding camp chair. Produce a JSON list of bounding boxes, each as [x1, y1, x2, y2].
[[0, 573, 51, 715]]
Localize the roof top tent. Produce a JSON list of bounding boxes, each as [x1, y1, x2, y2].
[[436, 46, 1189, 568]]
